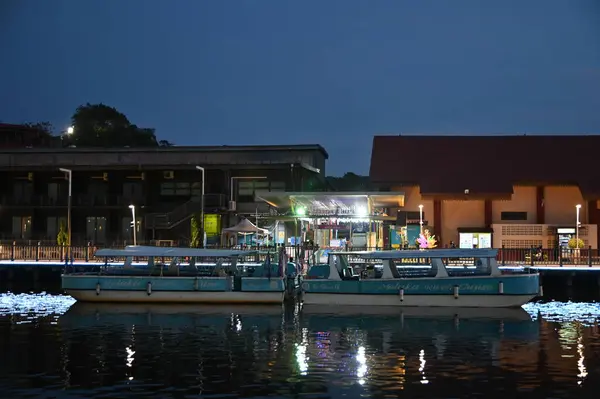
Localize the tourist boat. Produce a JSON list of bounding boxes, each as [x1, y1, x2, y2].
[[61, 246, 287, 304], [302, 249, 541, 308]]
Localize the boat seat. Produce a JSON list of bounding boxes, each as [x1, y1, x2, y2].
[[341, 267, 360, 281]]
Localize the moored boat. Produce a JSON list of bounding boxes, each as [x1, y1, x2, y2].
[[301, 249, 541, 308], [61, 246, 288, 304]]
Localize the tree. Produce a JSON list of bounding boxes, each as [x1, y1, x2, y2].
[[69, 103, 162, 147], [23, 121, 54, 136], [159, 140, 174, 147], [326, 173, 371, 191], [190, 214, 201, 247]]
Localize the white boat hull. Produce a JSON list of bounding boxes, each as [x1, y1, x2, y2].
[[302, 293, 536, 308], [66, 289, 284, 304]]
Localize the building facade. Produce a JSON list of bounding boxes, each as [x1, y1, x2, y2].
[[0, 144, 328, 245], [370, 135, 600, 249]]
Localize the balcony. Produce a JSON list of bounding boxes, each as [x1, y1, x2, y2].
[[0, 194, 147, 208]]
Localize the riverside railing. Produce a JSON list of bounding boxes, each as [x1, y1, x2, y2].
[[1, 243, 600, 267]]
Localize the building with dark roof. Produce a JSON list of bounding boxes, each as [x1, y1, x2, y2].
[[370, 135, 600, 249], [0, 144, 328, 246]]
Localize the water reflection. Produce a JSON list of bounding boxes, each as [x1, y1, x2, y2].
[[0, 296, 599, 398]]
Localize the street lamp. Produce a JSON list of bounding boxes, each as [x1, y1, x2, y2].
[[129, 204, 137, 246], [196, 166, 205, 247], [576, 204, 582, 250], [59, 168, 72, 253], [66, 126, 74, 135], [418, 204, 424, 234]]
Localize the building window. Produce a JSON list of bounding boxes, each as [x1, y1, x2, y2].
[[13, 182, 33, 204], [88, 182, 108, 204], [86, 217, 107, 244], [46, 216, 67, 240], [270, 182, 286, 192], [237, 180, 285, 199], [12, 216, 32, 239], [123, 182, 144, 202], [121, 217, 142, 243], [48, 183, 59, 204], [501, 212, 528, 221], [160, 182, 192, 196]]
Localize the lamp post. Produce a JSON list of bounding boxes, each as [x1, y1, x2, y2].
[[418, 204, 424, 235], [59, 168, 72, 255], [195, 166, 205, 247], [129, 204, 137, 246], [576, 204, 582, 251]]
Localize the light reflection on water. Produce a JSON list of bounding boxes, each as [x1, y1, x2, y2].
[[0, 294, 599, 398], [0, 292, 75, 322]]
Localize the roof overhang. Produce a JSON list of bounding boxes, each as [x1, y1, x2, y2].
[[255, 191, 405, 216]]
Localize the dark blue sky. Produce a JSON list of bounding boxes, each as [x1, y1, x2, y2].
[[2, 0, 599, 175]]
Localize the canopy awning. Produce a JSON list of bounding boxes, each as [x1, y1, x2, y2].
[[255, 191, 405, 216], [222, 218, 268, 234]]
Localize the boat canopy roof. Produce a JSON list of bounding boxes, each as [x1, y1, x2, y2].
[[95, 245, 257, 258], [331, 248, 498, 259]]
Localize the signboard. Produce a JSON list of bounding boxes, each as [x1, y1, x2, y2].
[[203, 214, 221, 236], [389, 226, 402, 248], [459, 232, 492, 249]]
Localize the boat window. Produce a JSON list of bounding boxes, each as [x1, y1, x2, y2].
[[390, 258, 436, 278], [445, 257, 491, 277]]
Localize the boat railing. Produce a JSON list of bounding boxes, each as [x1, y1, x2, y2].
[[94, 254, 264, 265]]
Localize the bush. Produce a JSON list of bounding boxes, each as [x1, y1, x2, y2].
[[567, 237, 585, 249]]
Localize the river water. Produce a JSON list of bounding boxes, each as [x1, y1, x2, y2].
[[0, 290, 599, 398]]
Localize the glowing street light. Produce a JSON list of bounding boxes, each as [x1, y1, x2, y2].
[[576, 204, 582, 250], [66, 126, 74, 135], [418, 204, 424, 234], [129, 204, 137, 246], [59, 168, 72, 254], [196, 166, 205, 248]]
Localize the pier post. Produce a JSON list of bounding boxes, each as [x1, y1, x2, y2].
[[589, 246, 592, 267], [530, 246, 534, 267], [85, 242, 90, 262], [559, 252, 563, 267], [35, 242, 40, 262], [501, 245, 505, 266], [10, 241, 15, 261]]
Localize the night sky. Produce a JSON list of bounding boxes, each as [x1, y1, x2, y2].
[[1, 0, 599, 175]]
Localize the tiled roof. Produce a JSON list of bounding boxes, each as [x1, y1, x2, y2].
[[370, 135, 600, 198]]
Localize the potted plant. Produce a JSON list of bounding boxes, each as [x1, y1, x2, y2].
[[190, 214, 201, 248], [57, 220, 69, 247]]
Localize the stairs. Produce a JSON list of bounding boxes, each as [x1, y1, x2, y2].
[[145, 195, 225, 230]]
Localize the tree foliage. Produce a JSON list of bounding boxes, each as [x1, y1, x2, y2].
[[23, 121, 54, 136], [57, 220, 69, 246], [326, 172, 371, 191], [68, 103, 163, 147], [190, 214, 201, 248]]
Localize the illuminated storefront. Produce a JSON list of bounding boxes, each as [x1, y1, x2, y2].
[[255, 192, 404, 251]]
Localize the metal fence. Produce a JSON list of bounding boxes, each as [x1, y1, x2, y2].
[[0, 244, 599, 267]]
